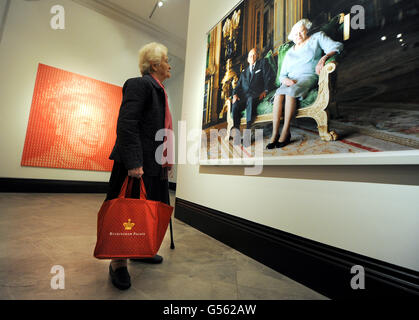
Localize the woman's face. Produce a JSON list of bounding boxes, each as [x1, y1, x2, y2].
[[153, 55, 172, 81], [58, 104, 107, 158], [294, 25, 308, 44]]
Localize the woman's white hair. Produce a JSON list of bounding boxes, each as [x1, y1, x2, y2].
[[138, 42, 168, 75], [288, 19, 313, 42]]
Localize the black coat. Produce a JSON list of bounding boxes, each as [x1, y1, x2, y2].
[[109, 74, 166, 176], [232, 59, 274, 99]]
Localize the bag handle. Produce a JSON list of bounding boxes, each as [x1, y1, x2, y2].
[[118, 176, 148, 200]]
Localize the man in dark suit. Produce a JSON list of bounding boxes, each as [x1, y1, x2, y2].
[[232, 48, 274, 132]]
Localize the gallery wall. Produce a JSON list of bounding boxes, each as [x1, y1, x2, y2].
[[177, 0, 419, 272], [0, 0, 183, 183]]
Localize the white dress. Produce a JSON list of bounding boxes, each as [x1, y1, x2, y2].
[[275, 31, 343, 100]]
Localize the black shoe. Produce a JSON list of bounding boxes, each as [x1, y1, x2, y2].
[[276, 133, 291, 148], [266, 141, 277, 149], [130, 254, 163, 264], [109, 265, 131, 290]]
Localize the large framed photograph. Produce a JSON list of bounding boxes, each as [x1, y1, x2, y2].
[[200, 0, 419, 165]]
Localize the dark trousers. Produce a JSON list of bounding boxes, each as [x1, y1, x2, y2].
[[232, 96, 258, 129], [106, 161, 170, 205]]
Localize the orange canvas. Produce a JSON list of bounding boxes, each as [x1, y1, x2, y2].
[[21, 63, 122, 171]]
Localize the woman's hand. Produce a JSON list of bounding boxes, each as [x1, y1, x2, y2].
[[128, 166, 144, 179], [316, 56, 328, 75], [283, 78, 297, 87]]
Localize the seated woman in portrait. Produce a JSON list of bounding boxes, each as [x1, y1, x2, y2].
[[266, 19, 343, 149]]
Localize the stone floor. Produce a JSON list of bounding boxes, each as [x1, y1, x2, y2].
[[0, 191, 327, 300]]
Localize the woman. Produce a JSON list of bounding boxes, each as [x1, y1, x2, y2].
[[266, 19, 343, 149], [106, 42, 173, 290]]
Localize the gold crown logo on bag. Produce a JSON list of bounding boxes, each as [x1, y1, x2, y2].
[[123, 219, 135, 231]]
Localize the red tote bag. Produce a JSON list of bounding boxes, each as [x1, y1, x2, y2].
[[94, 177, 174, 259]]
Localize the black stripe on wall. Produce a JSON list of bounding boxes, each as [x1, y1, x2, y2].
[[174, 198, 419, 299], [0, 178, 177, 193]]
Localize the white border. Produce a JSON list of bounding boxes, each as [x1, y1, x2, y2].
[[199, 150, 419, 165]]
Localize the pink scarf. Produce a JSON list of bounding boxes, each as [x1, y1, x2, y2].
[[151, 74, 173, 168]]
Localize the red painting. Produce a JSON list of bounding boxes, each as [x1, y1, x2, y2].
[[21, 64, 122, 171]]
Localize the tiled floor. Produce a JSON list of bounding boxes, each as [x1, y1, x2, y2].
[[0, 191, 327, 300]]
